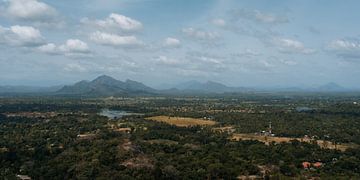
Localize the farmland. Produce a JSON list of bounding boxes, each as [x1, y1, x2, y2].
[[231, 133, 355, 151], [145, 115, 216, 127]]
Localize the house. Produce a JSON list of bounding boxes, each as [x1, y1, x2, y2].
[[302, 161, 323, 169], [302, 162, 311, 169], [313, 162, 323, 168]]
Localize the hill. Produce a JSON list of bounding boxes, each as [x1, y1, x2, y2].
[[57, 75, 156, 96]]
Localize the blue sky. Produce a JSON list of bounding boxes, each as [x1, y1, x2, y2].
[[0, 0, 360, 88]]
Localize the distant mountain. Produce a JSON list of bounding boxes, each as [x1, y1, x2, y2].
[[316, 82, 346, 92], [172, 80, 250, 93], [57, 75, 156, 96], [0, 85, 62, 94], [1, 77, 356, 97]]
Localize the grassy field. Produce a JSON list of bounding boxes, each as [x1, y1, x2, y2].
[[145, 116, 216, 127], [231, 133, 354, 151]]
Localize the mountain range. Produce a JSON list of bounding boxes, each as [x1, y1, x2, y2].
[[0, 75, 356, 96], [172, 80, 251, 93]]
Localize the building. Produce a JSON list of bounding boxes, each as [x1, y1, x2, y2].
[[313, 162, 323, 168], [302, 162, 311, 169], [16, 175, 31, 180]]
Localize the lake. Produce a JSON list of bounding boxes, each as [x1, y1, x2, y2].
[[98, 109, 143, 119]]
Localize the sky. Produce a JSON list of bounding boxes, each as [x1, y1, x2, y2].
[[0, 0, 360, 88]]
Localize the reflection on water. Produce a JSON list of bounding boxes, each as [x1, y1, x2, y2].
[[98, 109, 143, 119]]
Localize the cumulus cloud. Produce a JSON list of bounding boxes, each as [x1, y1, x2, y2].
[[272, 37, 315, 54], [37, 43, 57, 54], [0, 25, 44, 46], [38, 39, 91, 57], [90, 31, 144, 48], [1, 0, 60, 26], [163, 37, 181, 48], [81, 13, 143, 32], [230, 9, 289, 25], [59, 39, 90, 54], [327, 38, 360, 59]]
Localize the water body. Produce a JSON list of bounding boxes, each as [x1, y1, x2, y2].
[[296, 107, 314, 112], [98, 109, 143, 119]]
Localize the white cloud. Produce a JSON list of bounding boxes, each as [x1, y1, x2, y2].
[[273, 38, 315, 54], [327, 38, 360, 59], [2, 0, 58, 22], [81, 13, 143, 32], [155, 55, 182, 66], [0, 25, 44, 46], [182, 28, 219, 41], [90, 31, 144, 48], [38, 39, 91, 57], [231, 9, 289, 25], [59, 39, 90, 53], [163, 37, 181, 48], [38, 43, 58, 54], [10, 25, 43, 42], [212, 18, 226, 27]]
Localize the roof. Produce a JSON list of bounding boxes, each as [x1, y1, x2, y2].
[[302, 162, 311, 168], [313, 162, 323, 168]]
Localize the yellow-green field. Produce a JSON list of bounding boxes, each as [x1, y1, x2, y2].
[[145, 116, 216, 127], [231, 133, 354, 151]]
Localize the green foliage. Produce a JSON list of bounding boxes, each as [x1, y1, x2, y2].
[[1, 95, 360, 179]]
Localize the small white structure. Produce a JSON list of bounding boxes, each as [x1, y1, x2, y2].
[[16, 175, 31, 180]]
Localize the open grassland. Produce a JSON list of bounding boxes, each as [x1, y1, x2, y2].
[[231, 133, 355, 151], [145, 116, 216, 127]]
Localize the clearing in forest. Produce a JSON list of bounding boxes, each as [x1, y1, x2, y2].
[[145, 116, 216, 127], [231, 133, 355, 151]]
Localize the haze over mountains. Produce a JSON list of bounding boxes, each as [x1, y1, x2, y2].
[[0, 75, 356, 96]]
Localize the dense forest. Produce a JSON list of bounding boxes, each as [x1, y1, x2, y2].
[[1, 95, 360, 179]]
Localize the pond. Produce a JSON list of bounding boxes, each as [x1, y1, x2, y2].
[[296, 107, 314, 112], [98, 109, 143, 119]]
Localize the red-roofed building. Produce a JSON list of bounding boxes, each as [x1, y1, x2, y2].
[[302, 162, 311, 169], [313, 162, 323, 168]]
